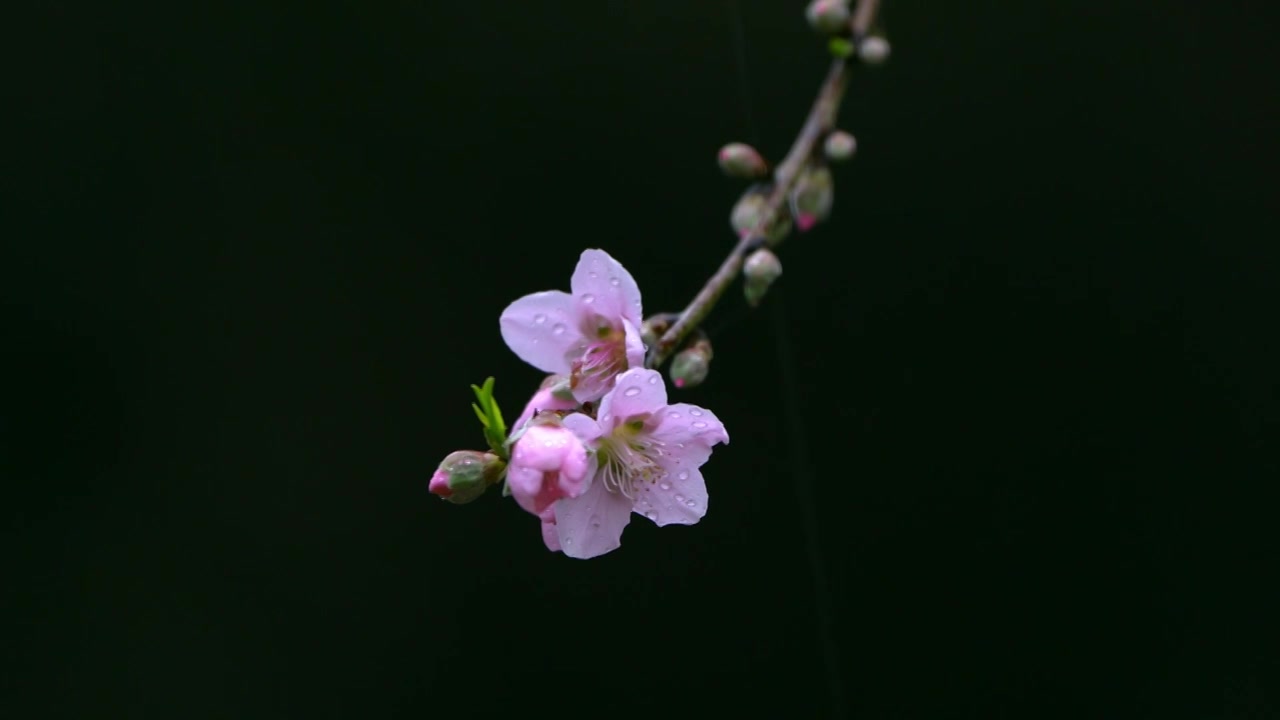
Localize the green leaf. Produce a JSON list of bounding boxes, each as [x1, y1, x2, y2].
[[472, 403, 489, 427]]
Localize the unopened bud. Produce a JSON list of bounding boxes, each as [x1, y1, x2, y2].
[[669, 340, 712, 390], [823, 130, 857, 162], [857, 35, 891, 65], [743, 248, 783, 307], [731, 185, 793, 244], [805, 0, 850, 34], [640, 314, 673, 352], [717, 142, 768, 179], [429, 450, 505, 504], [789, 165, 834, 232]]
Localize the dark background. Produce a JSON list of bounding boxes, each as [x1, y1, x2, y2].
[[6, 1, 1276, 717]]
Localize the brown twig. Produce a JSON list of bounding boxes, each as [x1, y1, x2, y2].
[[646, 0, 881, 370]]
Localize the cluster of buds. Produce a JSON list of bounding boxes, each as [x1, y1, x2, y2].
[[804, 0, 891, 66]]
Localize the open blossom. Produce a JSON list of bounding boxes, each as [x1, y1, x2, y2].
[[506, 421, 591, 519], [551, 368, 729, 559], [499, 249, 646, 402]]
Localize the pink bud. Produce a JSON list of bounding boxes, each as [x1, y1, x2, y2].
[[429, 450, 505, 504], [717, 142, 768, 179], [506, 422, 590, 516]]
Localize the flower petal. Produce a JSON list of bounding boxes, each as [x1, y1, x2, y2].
[[507, 464, 554, 515], [562, 412, 603, 444], [539, 506, 561, 553], [569, 249, 643, 328], [499, 290, 582, 374], [556, 445, 594, 498], [622, 318, 646, 370], [649, 402, 730, 469], [634, 466, 707, 527], [555, 477, 633, 559], [597, 368, 668, 430]]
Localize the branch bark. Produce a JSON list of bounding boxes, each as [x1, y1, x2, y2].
[[646, 0, 882, 370]]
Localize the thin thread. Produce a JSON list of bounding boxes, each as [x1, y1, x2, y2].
[[771, 295, 847, 719]]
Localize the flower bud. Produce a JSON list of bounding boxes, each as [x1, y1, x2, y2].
[[857, 35, 891, 65], [669, 339, 712, 389], [507, 420, 590, 515], [788, 165, 834, 232], [430, 450, 505, 504], [805, 0, 850, 34], [731, 185, 792, 244], [742, 248, 783, 307], [823, 130, 857, 162], [717, 142, 768, 179]]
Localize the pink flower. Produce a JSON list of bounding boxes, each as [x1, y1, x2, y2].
[[551, 368, 729, 559], [499, 249, 646, 402], [506, 422, 591, 517]]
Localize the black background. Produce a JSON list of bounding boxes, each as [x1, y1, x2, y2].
[[6, 1, 1276, 717]]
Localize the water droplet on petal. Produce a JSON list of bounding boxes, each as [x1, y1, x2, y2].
[[659, 481, 671, 490], [693, 421, 707, 428], [667, 411, 681, 419], [551, 323, 567, 335], [533, 313, 547, 324], [623, 386, 641, 397], [648, 375, 659, 385], [690, 409, 703, 417], [674, 493, 685, 503], [589, 514, 601, 528], [685, 499, 696, 508], [609, 277, 620, 286], [678, 471, 688, 480], [588, 271, 598, 278], [645, 511, 658, 521]]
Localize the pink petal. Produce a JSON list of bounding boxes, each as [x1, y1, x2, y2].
[[556, 446, 594, 498], [622, 318, 646, 369], [539, 506, 561, 552], [506, 464, 550, 514], [510, 425, 577, 472], [569, 249, 643, 328], [634, 466, 707, 527], [499, 291, 582, 374], [554, 477, 633, 559], [649, 402, 730, 469], [597, 368, 668, 430], [562, 412, 604, 445]]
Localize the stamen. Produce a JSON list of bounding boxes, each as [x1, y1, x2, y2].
[[597, 434, 667, 499]]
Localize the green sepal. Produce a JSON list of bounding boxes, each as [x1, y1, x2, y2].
[[828, 37, 854, 58]]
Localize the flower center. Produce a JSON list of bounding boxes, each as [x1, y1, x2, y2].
[[569, 324, 627, 396], [595, 428, 665, 499]]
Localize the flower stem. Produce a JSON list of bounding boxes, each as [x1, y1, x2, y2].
[[646, 0, 882, 371]]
